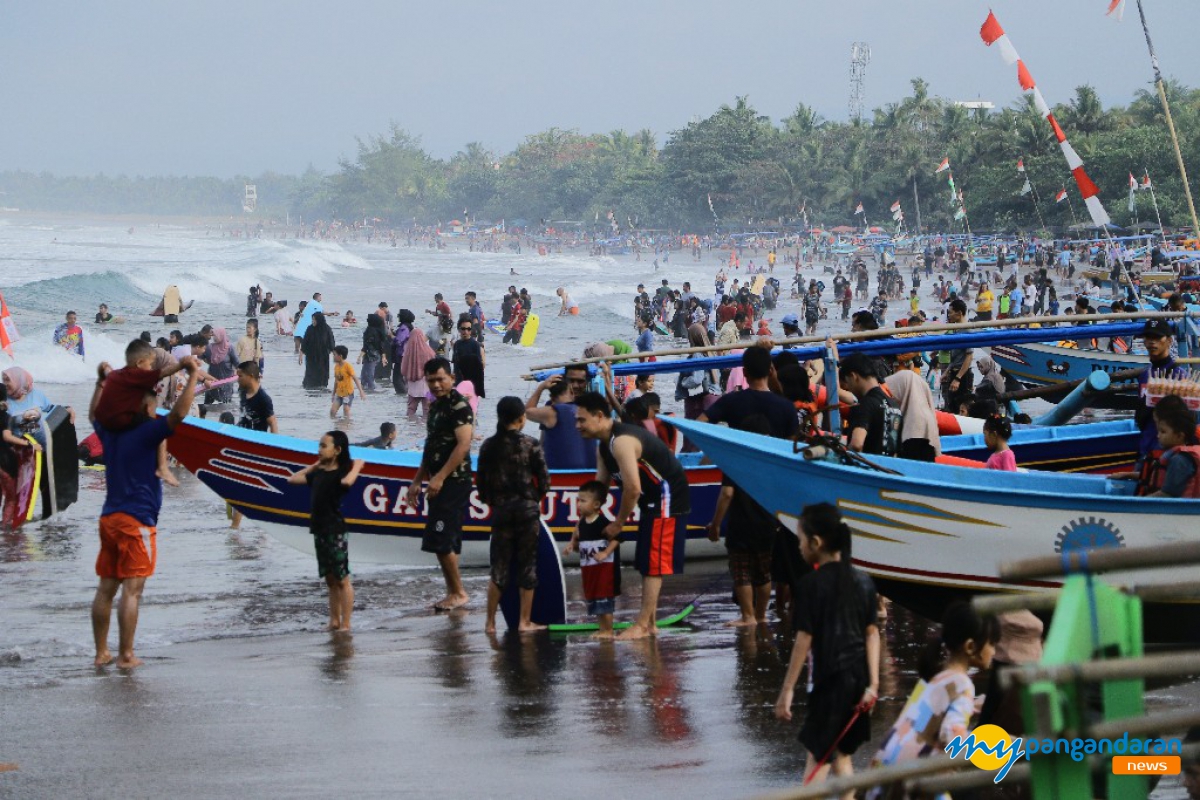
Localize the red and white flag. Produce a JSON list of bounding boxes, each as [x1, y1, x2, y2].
[[1055, 188, 1068, 203], [0, 292, 18, 359], [854, 202, 865, 215], [1142, 173, 1153, 190], [1129, 172, 1137, 189], [889, 201, 902, 214], [935, 157, 950, 174], [1017, 158, 1025, 173], [1106, 0, 1126, 21]]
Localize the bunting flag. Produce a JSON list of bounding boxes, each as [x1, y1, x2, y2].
[[1056, 188, 1068, 203], [980, 10, 1112, 227], [854, 202, 864, 215], [935, 157, 950, 174], [0, 292, 18, 358], [890, 200, 902, 214], [1017, 158, 1025, 173], [1106, 0, 1126, 21], [1018, 179, 1033, 197], [1141, 173, 1153, 190]]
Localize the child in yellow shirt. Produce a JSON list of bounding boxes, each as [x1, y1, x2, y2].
[[330, 345, 366, 419]]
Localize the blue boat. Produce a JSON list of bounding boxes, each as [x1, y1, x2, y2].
[[668, 417, 1200, 643]]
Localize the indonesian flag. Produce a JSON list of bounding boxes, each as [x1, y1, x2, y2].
[[1107, 0, 1126, 21], [1142, 173, 1153, 190], [1129, 173, 1138, 212], [890, 201, 902, 214], [1017, 158, 1025, 173], [0, 292, 18, 358], [1055, 188, 1068, 203], [854, 202, 864, 215], [935, 157, 950, 174], [1129, 172, 1137, 189]]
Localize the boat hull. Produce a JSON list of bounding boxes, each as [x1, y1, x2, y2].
[[167, 417, 724, 567], [669, 418, 1200, 641], [989, 342, 1146, 409]]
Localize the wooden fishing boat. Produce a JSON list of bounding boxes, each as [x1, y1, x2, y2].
[[988, 341, 1147, 408], [166, 413, 1145, 566], [668, 417, 1200, 643]]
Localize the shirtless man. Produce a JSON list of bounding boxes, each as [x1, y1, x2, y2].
[[89, 355, 200, 668]]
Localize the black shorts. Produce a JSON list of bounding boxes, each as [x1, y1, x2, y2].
[[728, 550, 772, 588], [634, 504, 686, 577], [421, 478, 472, 556], [488, 502, 540, 591], [799, 670, 872, 759]]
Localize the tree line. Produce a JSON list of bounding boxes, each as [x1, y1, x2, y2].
[[3, 78, 1198, 233]]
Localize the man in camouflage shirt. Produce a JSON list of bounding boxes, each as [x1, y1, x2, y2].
[[406, 357, 475, 610]]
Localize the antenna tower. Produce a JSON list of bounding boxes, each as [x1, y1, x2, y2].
[[849, 42, 871, 123]]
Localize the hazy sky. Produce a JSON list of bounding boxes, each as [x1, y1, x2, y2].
[[2, 0, 1196, 177]]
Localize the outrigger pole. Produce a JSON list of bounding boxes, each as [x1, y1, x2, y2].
[[1134, 0, 1200, 236]]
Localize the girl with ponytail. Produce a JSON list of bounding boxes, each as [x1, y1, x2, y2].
[[775, 502, 881, 790], [868, 601, 1000, 794]]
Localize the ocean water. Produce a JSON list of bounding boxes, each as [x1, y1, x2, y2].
[[0, 215, 1191, 799]]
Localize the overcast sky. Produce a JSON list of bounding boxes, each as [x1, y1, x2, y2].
[[2, 0, 1196, 177]]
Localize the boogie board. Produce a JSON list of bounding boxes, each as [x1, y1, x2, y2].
[[486, 320, 507, 336], [519, 313, 540, 347], [498, 520, 567, 629], [39, 406, 78, 518], [749, 275, 767, 296], [548, 602, 697, 634]]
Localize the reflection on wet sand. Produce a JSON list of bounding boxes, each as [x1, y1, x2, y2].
[[488, 631, 567, 738], [321, 632, 355, 681]]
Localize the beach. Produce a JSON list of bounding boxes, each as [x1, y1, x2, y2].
[[0, 214, 1194, 799]]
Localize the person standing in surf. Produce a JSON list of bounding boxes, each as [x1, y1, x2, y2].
[[406, 357, 474, 611], [574, 391, 690, 640], [301, 312, 336, 389], [287, 430, 365, 632], [89, 355, 200, 668], [476, 396, 550, 633], [53, 310, 85, 356]]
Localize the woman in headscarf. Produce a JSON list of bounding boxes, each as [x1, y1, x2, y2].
[[974, 354, 1006, 400], [391, 309, 415, 395], [883, 369, 941, 461], [302, 313, 336, 389], [359, 313, 388, 393], [400, 326, 436, 416], [2, 367, 74, 444], [452, 315, 486, 398], [204, 327, 238, 404]]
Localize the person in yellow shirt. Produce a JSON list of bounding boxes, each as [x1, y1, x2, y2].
[[974, 283, 994, 321], [330, 345, 366, 419], [909, 288, 920, 316]]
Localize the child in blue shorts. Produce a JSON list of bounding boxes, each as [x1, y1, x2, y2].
[[563, 480, 620, 639]]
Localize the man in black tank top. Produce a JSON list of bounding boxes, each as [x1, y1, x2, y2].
[[574, 392, 690, 640]]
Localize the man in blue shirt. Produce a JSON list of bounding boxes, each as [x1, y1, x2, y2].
[[89, 354, 200, 668]]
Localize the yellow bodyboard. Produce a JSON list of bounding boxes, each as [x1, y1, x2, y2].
[[520, 313, 540, 347]]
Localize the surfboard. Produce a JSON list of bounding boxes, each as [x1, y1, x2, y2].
[[486, 320, 507, 335], [519, 313, 540, 347], [150, 299, 195, 317], [498, 520, 567, 629], [654, 322, 669, 336], [547, 602, 697, 634]]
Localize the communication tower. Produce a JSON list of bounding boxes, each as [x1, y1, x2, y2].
[[849, 42, 871, 123]]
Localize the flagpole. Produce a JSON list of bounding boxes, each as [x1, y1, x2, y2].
[[912, 179, 922, 235], [1064, 191, 1082, 231], [1021, 159, 1050, 234], [1135, 0, 1200, 236], [1146, 170, 1166, 243]]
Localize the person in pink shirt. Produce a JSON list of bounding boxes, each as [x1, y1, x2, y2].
[[984, 415, 1017, 471]]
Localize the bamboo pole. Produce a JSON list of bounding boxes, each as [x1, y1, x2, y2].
[[1001, 540, 1200, 581], [1136, 0, 1200, 236], [1000, 652, 1200, 689], [997, 367, 1144, 402], [1089, 708, 1200, 741], [972, 579, 1200, 616], [527, 311, 1187, 372]]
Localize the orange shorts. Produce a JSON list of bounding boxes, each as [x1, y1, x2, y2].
[[96, 512, 157, 579]]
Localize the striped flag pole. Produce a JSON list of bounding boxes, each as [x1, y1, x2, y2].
[[980, 10, 1140, 300]]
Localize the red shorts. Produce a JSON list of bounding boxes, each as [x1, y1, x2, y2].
[[96, 512, 157, 579]]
